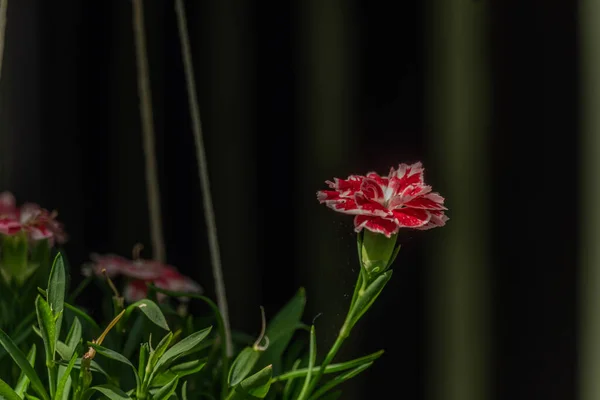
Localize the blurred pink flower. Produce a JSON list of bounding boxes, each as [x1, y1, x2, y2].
[[317, 162, 448, 237], [0, 191, 67, 245], [84, 252, 203, 303]]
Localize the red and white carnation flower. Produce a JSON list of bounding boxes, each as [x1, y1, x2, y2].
[[317, 162, 448, 237], [0, 191, 67, 246]]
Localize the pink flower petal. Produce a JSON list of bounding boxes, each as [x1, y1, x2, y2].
[[0, 218, 21, 235], [19, 203, 42, 224], [404, 192, 447, 210], [353, 215, 399, 238], [123, 280, 148, 303], [418, 210, 449, 230], [0, 192, 17, 218], [366, 172, 389, 187], [328, 175, 364, 191], [392, 208, 431, 228], [388, 162, 425, 197], [88, 253, 164, 280], [354, 193, 391, 217], [318, 162, 448, 233], [359, 178, 385, 202]]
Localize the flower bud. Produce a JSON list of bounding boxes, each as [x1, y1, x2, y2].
[[360, 230, 399, 279]]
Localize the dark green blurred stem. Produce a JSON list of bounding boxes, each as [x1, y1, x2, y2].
[[580, 0, 600, 398], [425, 0, 491, 400], [301, 271, 363, 399], [131, 0, 166, 263], [0, 0, 7, 86], [174, 0, 232, 361]]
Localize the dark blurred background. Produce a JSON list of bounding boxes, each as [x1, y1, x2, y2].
[[0, 1, 588, 399]]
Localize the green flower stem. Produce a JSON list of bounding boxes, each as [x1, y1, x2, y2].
[[300, 272, 364, 400], [48, 362, 57, 398]]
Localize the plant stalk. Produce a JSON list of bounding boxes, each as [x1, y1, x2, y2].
[[131, 0, 166, 263], [174, 0, 233, 360], [0, 0, 8, 82], [299, 270, 364, 399]]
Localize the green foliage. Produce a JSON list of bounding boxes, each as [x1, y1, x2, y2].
[[0, 234, 391, 400]]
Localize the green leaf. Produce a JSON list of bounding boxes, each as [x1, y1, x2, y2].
[[282, 359, 301, 400], [15, 344, 36, 397], [260, 288, 306, 373], [0, 378, 22, 400], [150, 359, 206, 387], [35, 296, 56, 364], [146, 332, 174, 377], [231, 365, 273, 399], [123, 316, 145, 360], [181, 381, 188, 400], [57, 359, 108, 378], [0, 323, 33, 363], [307, 362, 373, 400], [153, 327, 212, 373], [89, 384, 131, 400], [88, 343, 140, 387], [55, 342, 71, 361], [349, 270, 393, 327], [138, 342, 149, 382], [297, 326, 316, 400], [63, 303, 100, 333], [169, 359, 206, 377], [124, 299, 169, 331], [55, 351, 78, 400], [47, 253, 66, 342], [271, 350, 384, 382], [152, 376, 179, 400], [228, 347, 261, 387], [64, 317, 82, 359], [0, 328, 49, 400]]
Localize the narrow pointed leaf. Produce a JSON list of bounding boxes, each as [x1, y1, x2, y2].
[[282, 359, 301, 400], [15, 344, 36, 397], [349, 270, 393, 327], [272, 350, 384, 382], [65, 317, 82, 358], [146, 332, 173, 375], [47, 253, 66, 342], [150, 360, 206, 387], [0, 329, 49, 400], [308, 362, 373, 400], [297, 326, 316, 400], [181, 381, 188, 400], [35, 296, 56, 364], [231, 365, 273, 399], [124, 299, 169, 331], [228, 347, 261, 387], [152, 376, 179, 400], [63, 303, 100, 333], [154, 327, 212, 372], [0, 378, 22, 400], [88, 343, 140, 387], [55, 352, 78, 400], [90, 385, 131, 400]]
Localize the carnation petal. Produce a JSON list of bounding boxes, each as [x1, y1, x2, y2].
[[353, 215, 399, 238], [392, 207, 431, 228], [404, 192, 447, 210]]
